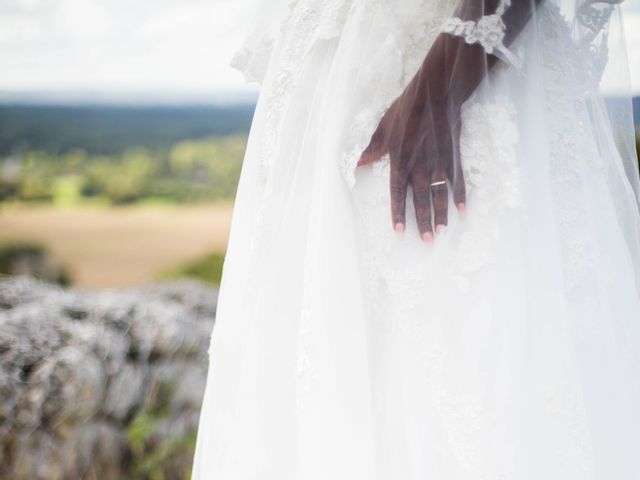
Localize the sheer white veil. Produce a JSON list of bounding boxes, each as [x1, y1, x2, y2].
[[231, 0, 639, 205]]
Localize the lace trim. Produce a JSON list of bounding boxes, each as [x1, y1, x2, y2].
[[295, 301, 315, 421], [340, 1, 456, 191], [537, 5, 608, 471], [447, 94, 524, 292], [231, 34, 276, 85], [255, 0, 351, 178], [441, 0, 524, 68], [576, 1, 620, 44]]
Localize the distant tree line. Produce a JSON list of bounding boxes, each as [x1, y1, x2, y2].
[[0, 135, 247, 205], [0, 104, 254, 205], [0, 104, 254, 155]]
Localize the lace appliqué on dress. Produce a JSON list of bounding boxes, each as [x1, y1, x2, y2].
[[576, 1, 620, 45], [231, 34, 276, 85], [543, 383, 596, 476], [441, 0, 524, 69], [295, 301, 316, 421], [447, 94, 523, 293], [340, 106, 393, 190], [533, 4, 610, 474], [339, 1, 456, 191], [339, 28, 405, 190]]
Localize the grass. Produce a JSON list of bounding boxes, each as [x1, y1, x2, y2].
[[0, 202, 234, 289], [127, 377, 197, 480], [0, 241, 72, 285], [159, 251, 226, 286]]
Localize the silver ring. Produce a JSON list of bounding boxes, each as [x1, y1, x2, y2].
[[430, 180, 446, 187]]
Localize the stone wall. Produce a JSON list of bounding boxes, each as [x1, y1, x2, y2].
[[0, 276, 216, 480]]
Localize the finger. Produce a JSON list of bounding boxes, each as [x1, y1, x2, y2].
[[409, 151, 433, 244], [390, 154, 409, 234], [447, 120, 466, 213], [412, 183, 433, 244], [430, 174, 449, 234], [450, 160, 466, 214], [358, 125, 387, 167]]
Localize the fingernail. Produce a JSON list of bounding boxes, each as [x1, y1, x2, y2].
[[436, 224, 446, 234], [457, 203, 465, 214], [422, 232, 434, 244], [394, 222, 405, 236]]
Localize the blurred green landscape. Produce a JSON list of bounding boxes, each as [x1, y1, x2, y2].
[[0, 103, 254, 288], [0, 101, 639, 289], [0, 104, 253, 205]]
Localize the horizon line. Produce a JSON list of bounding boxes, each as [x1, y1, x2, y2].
[[0, 88, 260, 107], [1, 88, 639, 108]]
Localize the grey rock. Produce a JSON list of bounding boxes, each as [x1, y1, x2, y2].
[[0, 275, 216, 480], [102, 361, 146, 422]]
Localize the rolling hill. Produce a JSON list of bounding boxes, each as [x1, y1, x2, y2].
[[0, 103, 255, 156]]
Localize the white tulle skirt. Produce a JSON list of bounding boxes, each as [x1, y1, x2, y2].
[[191, 2, 640, 479]]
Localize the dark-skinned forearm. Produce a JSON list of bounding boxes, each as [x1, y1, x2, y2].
[[411, 0, 546, 112]]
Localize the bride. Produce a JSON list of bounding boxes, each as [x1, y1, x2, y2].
[[191, 0, 640, 478]]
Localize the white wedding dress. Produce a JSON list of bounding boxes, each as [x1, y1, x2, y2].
[[191, 1, 640, 479]]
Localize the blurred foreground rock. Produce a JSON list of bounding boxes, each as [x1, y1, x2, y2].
[[0, 275, 216, 480]]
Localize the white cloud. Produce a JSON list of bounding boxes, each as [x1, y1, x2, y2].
[[0, 0, 253, 94], [0, 0, 639, 96]]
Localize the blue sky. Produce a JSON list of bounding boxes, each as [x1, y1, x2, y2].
[[0, 0, 639, 100]]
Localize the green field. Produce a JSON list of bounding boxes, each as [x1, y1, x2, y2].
[[0, 104, 251, 287], [0, 203, 233, 288]]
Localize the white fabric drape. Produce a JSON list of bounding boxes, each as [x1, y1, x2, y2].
[[192, 1, 640, 479]]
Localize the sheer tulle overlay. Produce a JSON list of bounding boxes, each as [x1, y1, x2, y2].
[[192, 1, 640, 479]]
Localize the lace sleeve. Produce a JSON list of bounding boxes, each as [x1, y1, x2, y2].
[[231, 33, 277, 85], [440, 0, 524, 68], [575, 0, 625, 44], [229, 0, 292, 85]]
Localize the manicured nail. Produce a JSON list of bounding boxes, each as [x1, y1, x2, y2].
[[457, 203, 465, 214], [422, 232, 434, 244], [436, 224, 446, 234], [395, 222, 405, 236]]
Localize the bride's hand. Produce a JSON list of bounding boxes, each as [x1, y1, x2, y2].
[[356, 0, 543, 243], [356, 43, 466, 245]]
